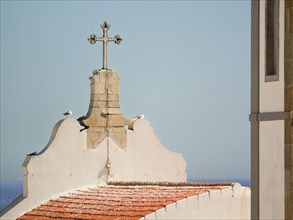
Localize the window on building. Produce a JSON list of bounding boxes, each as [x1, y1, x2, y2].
[[265, 0, 279, 82]]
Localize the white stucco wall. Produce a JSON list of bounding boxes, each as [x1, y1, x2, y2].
[[259, 121, 284, 219], [257, 1, 285, 219], [259, 0, 284, 113], [1, 118, 186, 220], [142, 183, 251, 220]]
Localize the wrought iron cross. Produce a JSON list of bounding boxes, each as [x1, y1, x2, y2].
[[88, 21, 123, 70]]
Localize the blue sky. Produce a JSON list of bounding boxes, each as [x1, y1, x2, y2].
[[1, 0, 250, 180]]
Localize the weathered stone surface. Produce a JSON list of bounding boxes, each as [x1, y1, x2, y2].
[[86, 127, 127, 149], [83, 114, 128, 127], [106, 115, 128, 126], [109, 127, 127, 148], [87, 127, 107, 149], [101, 107, 121, 115], [81, 69, 128, 148], [90, 101, 120, 108], [91, 94, 120, 101]]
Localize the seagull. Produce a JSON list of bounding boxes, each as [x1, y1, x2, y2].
[[133, 115, 144, 120], [63, 110, 72, 117], [137, 115, 144, 119], [128, 115, 144, 130]]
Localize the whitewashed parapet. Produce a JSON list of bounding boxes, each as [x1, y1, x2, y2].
[[1, 117, 186, 220], [143, 183, 250, 220]]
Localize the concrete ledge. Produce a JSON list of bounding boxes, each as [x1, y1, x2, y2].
[[265, 74, 279, 82], [249, 111, 292, 121], [0, 194, 25, 217]]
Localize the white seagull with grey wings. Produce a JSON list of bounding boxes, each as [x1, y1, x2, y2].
[[63, 110, 72, 117]]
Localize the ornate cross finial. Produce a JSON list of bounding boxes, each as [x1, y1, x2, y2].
[[88, 21, 123, 70]]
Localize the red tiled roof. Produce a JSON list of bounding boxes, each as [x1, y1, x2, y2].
[[17, 181, 234, 220]]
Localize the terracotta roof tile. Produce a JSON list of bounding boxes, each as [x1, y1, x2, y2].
[[17, 181, 233, 220]]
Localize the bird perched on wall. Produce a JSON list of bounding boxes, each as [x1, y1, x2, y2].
[[63, 110, 72, 117], [133, 115, 144, 120], [128, 115, 145, 130]]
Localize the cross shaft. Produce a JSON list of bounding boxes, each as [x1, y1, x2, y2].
[[88, 21, 122, 70]]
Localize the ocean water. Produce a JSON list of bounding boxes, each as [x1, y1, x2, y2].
[[0, 178, 250, 212], [0, 180, 22, 211]]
